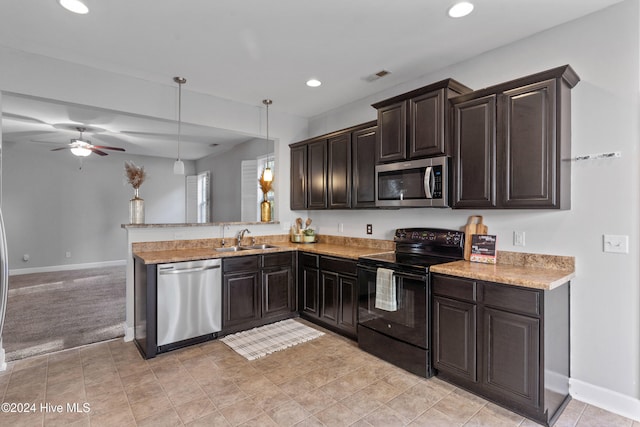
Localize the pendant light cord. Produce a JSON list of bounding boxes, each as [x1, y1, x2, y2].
[[263, 99, 272, 166], [174, 77, 187, 161], [177, 81, 182, 160]]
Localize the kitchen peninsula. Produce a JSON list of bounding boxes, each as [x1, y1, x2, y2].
[[125, 220, 575, 426]]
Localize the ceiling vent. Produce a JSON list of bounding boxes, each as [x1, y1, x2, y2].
[[364, 70, 391, 82]]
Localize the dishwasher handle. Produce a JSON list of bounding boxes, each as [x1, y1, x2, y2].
[[158, 264, 220, 275]]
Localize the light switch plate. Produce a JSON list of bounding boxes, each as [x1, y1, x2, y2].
[[514, 231, 525, 246], [603, 234, 629, 254]]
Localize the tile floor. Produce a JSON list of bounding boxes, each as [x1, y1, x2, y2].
[[0, 321, 636, 427]]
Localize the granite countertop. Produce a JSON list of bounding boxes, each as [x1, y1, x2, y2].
[[430, 251, 575, 290], [133, 235, 394, 264]]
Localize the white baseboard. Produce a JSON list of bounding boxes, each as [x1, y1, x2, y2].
[[124, 325, 134, 342], [9, 259, 126, 276], [0, 341, 6, 372], [570, 378, 640, 421]]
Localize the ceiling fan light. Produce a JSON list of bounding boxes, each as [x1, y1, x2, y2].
[[58, 0, 89, 14], [173, 159, 185, 175], [70, 146, 92, 157]]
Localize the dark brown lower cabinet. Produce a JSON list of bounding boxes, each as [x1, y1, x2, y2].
[[299, 252, 358, 338], [432, 273, 570, 426], [222, 252, 295, 334], [433, 295, 477, 382]]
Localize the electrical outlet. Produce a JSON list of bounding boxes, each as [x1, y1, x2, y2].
[[65, 251, 72, 258], [603, 234, 629, 254], [23, 254, 30, 262], [513, 231, 525, 246], [338, 223, 344, 233], [366, 224, 372, 235]]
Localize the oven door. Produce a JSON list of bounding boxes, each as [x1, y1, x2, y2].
[[358, 265, 428, 349]]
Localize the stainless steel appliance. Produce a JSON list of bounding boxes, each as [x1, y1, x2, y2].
[[357, 228, 464, 377], [157, 258, 221, 350], [375, 156, 450, 208]]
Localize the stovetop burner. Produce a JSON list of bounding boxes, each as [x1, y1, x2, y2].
[[359, 228, 465, 273]]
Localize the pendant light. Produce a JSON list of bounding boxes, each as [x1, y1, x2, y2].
[[173, 76, 186, 175], [262, 99, 273, 182]]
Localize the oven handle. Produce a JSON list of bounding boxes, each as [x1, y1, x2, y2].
[[393, 271, 428, 282], [358, 265, 427, 282]]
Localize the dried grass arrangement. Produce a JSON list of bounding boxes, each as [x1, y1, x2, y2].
[[124, 161, 146, 190]]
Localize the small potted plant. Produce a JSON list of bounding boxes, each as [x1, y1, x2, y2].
[[303, 228, 316, 243]]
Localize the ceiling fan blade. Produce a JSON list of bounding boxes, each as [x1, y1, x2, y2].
[[90, 148, 109, 156], [51, 146, 70, 151], [93, 145, 125, 152]]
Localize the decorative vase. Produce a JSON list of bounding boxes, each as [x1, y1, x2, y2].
[[260, 193, 271, 222], [129, 188, 145, 224]]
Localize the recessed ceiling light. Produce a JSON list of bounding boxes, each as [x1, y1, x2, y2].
[[58, 0, 89, 14], [306, 79, 322, 88], [448, 2, 474, 18]]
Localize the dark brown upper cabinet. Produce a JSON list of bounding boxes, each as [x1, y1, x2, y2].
[[289, 121, 377, 210], [328, 133, 352, 209], [451, 65, 580, 210], [372, 79, 472, 164], [351, 124, 377, 208], [290, 145, 307, 210], [307, 140, 328, 209]]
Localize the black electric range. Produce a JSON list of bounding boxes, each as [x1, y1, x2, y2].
[[357, 228, 465, 377]]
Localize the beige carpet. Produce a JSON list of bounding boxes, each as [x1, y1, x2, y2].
[[3, 265, 125, 361]]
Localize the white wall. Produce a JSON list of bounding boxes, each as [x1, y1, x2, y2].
[[0, 42, 309, 234], [2, 140, 194, 271], [306, 0, 640, 417], [196, 137, 271, 222]]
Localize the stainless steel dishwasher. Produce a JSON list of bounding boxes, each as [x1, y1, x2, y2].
[[156, 258, 221, 349]]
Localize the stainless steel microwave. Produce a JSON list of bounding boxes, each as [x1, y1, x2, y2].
[[375, 156, 449, 208]]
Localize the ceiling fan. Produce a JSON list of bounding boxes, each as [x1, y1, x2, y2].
[[51, 127, 126, 157]]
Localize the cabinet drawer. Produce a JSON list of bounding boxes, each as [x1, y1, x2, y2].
[[300, 252, 319, 268], [263, 252, 293, 268], [483, 283, 540, 316], [432, 274, 477, 302], [223, 255, 259, 273], [320, 256, 357, 276]]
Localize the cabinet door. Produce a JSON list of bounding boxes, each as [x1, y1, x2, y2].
[[409, 89, 446, 158], [337, 275, 357, 336], [377, 101, 407, 163], [307, 140, 327, 209], [452, 95, 497, 208], [301, 266, 320, 317], [320, 271, 339, 325], [328, 133, 352, 209], [223, 271, 260, 328], [290, 145, 307, 210], [433, 296, 477, 382], [483, 307, 540, 409], [262, 266, 293, 319], [352, 125, 377, 208], [499, 79, 557, 208]]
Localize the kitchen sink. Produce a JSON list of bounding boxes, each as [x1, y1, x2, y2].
[[240, 244, 279, 250], [214, 244, 279, 252], [214, 246, 246, 252]]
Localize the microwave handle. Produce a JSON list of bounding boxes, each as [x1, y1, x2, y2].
[[424, 166, 434, 199]]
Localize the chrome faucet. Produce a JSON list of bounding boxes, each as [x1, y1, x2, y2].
[[220, 224, 230, 247], [236, 228, 250, 247]]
